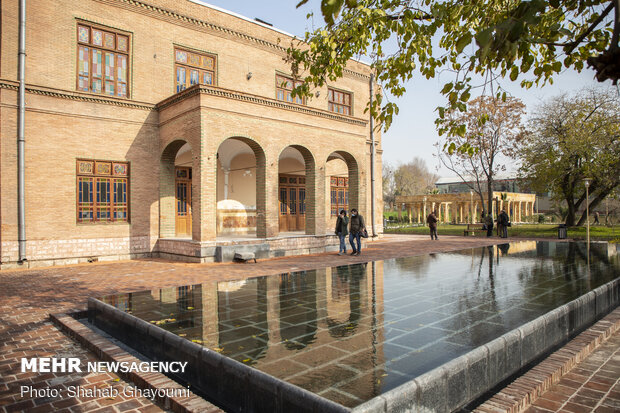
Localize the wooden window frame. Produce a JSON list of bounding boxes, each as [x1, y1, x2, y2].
[[76, 159, 130, 223], [330, 176, 349, 216], [275, 73, 305, 105], [76, 22, 131, 98], [327, 87, 352, 115], [174, 47, 217, 93]]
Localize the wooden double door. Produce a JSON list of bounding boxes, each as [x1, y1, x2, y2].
[[175, 167, 192, 237], [279, 174, 306, 232]]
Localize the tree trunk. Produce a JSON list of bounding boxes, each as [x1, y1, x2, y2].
[[487, 179, 494, 217], [576, 188, 612, 226], [565, 196, 576, 226]]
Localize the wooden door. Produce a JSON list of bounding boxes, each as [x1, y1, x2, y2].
[[298, 187, 306, 231], [278, 174, 306, 232], [175, 167, 192, 237], [287, 187, 298, 230], [279, 186, 288, 232]]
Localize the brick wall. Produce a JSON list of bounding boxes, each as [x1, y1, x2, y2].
[[0, 0, 383, 265]]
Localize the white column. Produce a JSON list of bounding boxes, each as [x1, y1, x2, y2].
[[223, 169, 230, 200]]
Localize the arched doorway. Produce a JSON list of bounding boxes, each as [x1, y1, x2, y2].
[[325, 151, 359, 229], [160, 140, 193, 238], [216, 137, 266, 237], [278, 146, 315, 233]]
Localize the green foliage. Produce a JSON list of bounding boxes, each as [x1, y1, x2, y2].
[[288, 0, 618, 140], [518, 88, 620, 226]]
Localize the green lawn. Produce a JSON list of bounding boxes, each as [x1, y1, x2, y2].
[[384, 223, 620, 241]]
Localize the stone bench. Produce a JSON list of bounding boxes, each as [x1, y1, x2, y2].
[[464, 224, 485, 236], [233, 252, 256, 263]]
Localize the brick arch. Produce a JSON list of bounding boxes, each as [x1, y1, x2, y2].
[[277, 145, 319, 235], [160, 140, 192, 239], [326, 150, 360, 212], [216, 136, 268, 238]]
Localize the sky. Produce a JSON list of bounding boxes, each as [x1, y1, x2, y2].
[[196, 0, 607, 177]]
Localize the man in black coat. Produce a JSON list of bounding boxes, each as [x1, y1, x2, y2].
[[349, 208, 365, 256]]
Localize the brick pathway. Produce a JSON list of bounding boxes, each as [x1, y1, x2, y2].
[[0, 235, 609, 413], [524, 332, 620, 413]]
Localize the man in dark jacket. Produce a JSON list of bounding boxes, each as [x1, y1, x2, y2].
[[498, 209, 509, 238], [348, 208, 365, 255], [426, 211, 438, 240], [335, 210, 349, 255], [483, 212, 494, 237]]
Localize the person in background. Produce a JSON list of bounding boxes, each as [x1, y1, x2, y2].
[[483, 211, 494, 237], [594, 211, 600, 225], [426, 210, 438, 240], [498, 209, 509, 238], [335, 209, 349, 256], [348, 208, 365, 256]]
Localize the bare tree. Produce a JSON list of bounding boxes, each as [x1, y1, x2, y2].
[[393, 157, 439, 197], [382, 162, 396, 209], [437, 96, 526, 216]]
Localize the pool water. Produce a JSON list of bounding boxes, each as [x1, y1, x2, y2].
[[101, 241, 619, 407]]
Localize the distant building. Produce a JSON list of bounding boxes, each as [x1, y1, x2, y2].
[[435, 175, 532, 194]]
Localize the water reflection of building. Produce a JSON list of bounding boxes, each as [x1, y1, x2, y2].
[[202, 263, 385, 404], [110, 263, 385, 405]]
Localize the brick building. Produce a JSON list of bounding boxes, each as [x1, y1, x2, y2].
[[0, 0, 383, 268]]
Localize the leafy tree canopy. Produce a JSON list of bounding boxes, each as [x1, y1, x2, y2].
[[518, 88, 620, 226], [290, 0, 619, 152]]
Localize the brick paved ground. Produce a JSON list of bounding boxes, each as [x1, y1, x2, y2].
[[0, 235, 613, 412], [524, 332, 620, 413]]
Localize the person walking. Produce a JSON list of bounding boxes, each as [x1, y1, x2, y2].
[[594, 211, 600, 225], [426, 210, 438, 240], [483, 211, 494, 237], [498, 209, 509, 238], [335, 209, 349, 255], [348, 208, 365, 256]]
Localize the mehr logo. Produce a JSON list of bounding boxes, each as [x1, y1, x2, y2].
[[21, 357, 189, 373], [21, 358, 82, 373]]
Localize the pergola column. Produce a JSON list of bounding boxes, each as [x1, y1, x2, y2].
[[407, 204, 412, 224], [397, 203, 402, 220], [416, 204, 421, 223]]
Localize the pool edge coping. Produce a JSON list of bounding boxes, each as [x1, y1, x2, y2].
[[474, 306, 620, 413], [350, 278, 620, 413]]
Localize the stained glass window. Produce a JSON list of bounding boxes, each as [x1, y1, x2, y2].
[[330, 175, 349, 215], [174, 47, 216, 93], [328, 88, 352, 115], [276, 74, 304, 105], [76, 23, 130, 98], [117, 35, 128, 51], [77, 159, 129, 223], [92, 29, 103, 46]]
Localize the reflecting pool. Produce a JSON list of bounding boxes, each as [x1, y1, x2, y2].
[[101, 241, 619, 407]]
